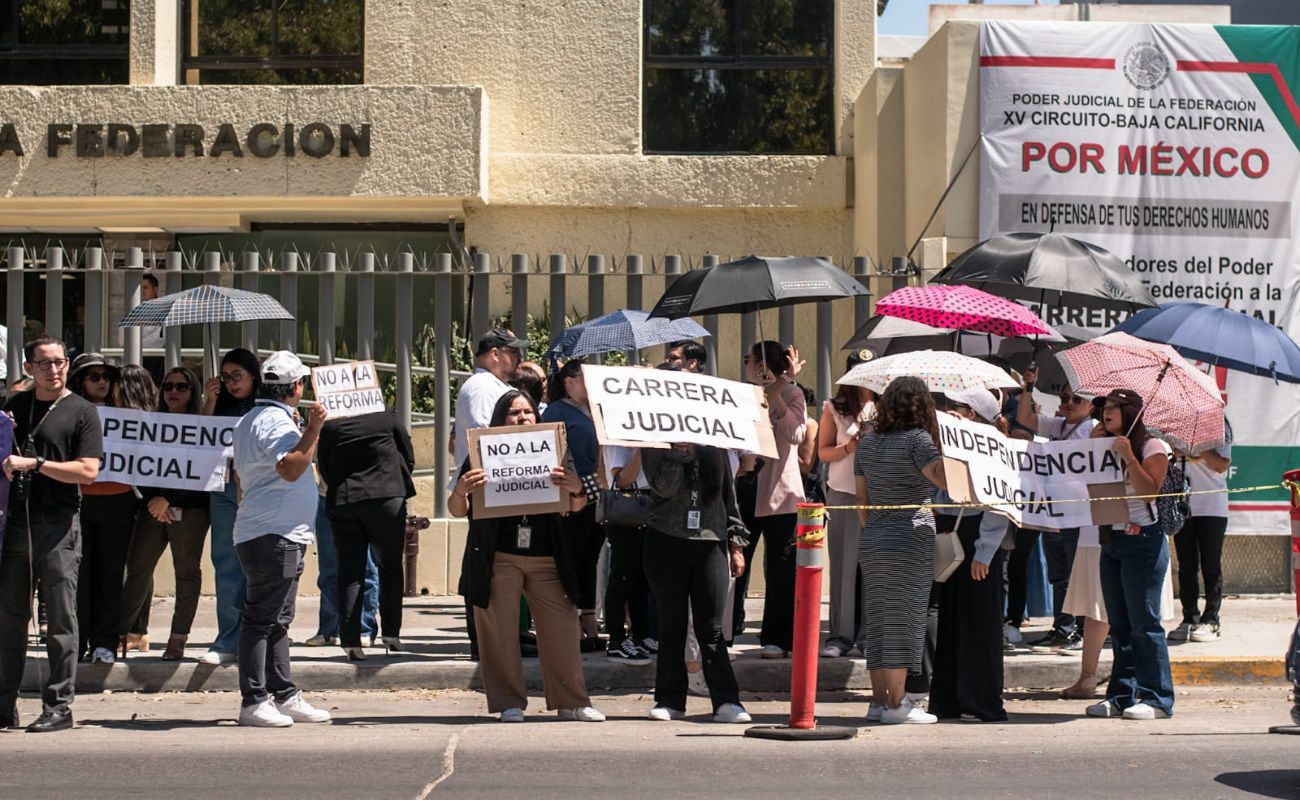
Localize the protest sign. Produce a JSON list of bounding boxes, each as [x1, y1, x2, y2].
[[467, 422, 568, 519], [96, 408, 236, 491], [979, 21, 1300, 531], [939, 414, 1129, 531], [311, 360, 387, 418], [582, 364, 777, 458]]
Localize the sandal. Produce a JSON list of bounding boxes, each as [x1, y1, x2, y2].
[[161, 634, 188, 661]]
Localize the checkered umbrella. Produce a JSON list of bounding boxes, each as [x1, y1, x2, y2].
[[1056, 332, 1225, 454], [546, 310, 709, 360], [118, 284, 293, 328], [836, 349, 1020, 395]]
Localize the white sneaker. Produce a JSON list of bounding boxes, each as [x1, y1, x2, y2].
[[499, 707, 525, 723], [648, 706, 686, 721], [713, 703, 752, 724], [1086, 699, 1123, 718], [90, 647, 116, 664], [1003, 624, 1024, 645], [1167, 623, 1191, 642], [275, 693, 331, 723], [239, 699, 294, 728], [198, 650, 236, 666], [760, 644, 787, 659], [557, 706, 605, 722], [903, 692, 929, 706], [881, 699, 937, 725], [1189, 623, 1221, 643], [820, 642, 846, 658], [865, 702, 883, 722], [687, 670, 709, 697], [1122, 702, 1169, 720]]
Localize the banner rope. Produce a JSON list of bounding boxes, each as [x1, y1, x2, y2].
[[822, 483, 1288, 512]]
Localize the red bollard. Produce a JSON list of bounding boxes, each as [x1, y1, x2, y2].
[[1285, 470, 1300, 616], [745, 502, 855, 741]]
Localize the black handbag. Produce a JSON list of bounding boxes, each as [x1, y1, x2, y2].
[[595, 487, 651, 528]]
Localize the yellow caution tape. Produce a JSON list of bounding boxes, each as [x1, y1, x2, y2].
[[822, 483, 1285, 513]]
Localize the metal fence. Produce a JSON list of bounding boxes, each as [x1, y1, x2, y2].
[[0, 244, 881, 517]]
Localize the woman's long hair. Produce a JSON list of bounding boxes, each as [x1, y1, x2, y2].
[[71, 365, 118, 405], [693, 445, 726, 506], [116, 365, 156, 412], [213, 347, 261, 416], [157, 366, 202, 414], [545, 358, 584, 405], [489, 389, 539, 427], [874, 376, 939, 445], [830, 384, 871, 420], [1099, 390, 1151, 457], [751, 340, 791, 380]]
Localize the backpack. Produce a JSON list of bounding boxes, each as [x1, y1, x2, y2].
[[1139, 446, 1189, 536]]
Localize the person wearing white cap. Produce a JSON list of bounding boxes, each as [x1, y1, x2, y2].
[[926, 388, 1011, 722], [230, 351, 332, 728]]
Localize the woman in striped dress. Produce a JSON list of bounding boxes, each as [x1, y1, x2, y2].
[[855, 376, 947, 725]]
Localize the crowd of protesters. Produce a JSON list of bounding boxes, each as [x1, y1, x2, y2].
[[0, 320, 1262, 732]]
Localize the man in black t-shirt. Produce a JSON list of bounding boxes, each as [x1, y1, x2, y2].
[[0, 336, 102, 733]]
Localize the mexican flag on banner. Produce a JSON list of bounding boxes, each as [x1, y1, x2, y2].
[[979, 21, 1300, 534]]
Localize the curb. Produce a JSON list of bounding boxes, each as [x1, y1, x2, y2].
[[1170, 656, 1285, 686]]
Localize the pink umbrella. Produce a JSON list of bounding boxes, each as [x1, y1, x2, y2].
[[1056, 332, 1225, 454], [875, 285, 1057, 339]]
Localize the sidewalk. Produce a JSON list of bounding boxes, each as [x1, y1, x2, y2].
[[22, 594, 1296, 694]]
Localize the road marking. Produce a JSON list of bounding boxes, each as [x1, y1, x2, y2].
[[414, 732, 460, 799]]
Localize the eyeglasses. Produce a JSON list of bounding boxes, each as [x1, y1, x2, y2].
[[30, 358, 68, 371], [84, 371, 110, 383], [220, 371, 247, 383], [1059, 395, 1083, 405], [161, 382, 192, 392]]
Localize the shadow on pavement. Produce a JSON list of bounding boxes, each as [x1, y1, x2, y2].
[[1214, 770, 1300, 799]]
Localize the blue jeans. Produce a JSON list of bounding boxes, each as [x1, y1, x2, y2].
[[314, 502, 378, 639], [209, 480, 246, 654], [1101, 523, 1174, 715]]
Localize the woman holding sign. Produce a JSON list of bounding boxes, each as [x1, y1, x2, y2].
[[450, 390, 605, 723]]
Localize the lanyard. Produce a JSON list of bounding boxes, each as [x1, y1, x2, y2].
[[21, 389, 70, 455]]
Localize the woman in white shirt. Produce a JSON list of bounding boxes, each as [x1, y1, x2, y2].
[[1170, 419, 1232, 643], [1085, 389, 1175, 721]]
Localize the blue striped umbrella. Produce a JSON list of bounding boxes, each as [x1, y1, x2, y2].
[[118, 284, 293, 328], [546, 309, 710, 359]]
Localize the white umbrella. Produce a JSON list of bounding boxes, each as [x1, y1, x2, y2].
[[837, 349, 1020, 395]]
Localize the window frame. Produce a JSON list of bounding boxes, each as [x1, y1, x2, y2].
[[0, 0, 130, 81], [180, 0, 365, 84], [642, 0, 835, 155]]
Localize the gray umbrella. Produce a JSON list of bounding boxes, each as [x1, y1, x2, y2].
[[118, 284, 292, 328]]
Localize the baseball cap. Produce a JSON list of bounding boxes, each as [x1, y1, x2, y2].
[[1091, 388, 1144, 411], [476, 327, 528, 356], [845, 348, 874, 370], [946, 387, 1001, 424], [260, 351, 310, 385]]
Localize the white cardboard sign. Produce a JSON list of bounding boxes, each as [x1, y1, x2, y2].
[[311, 360, 386, 418], [466, 423, 568, 519]]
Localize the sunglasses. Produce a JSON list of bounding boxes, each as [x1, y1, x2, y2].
[[1058, 395, 1083, 405], [84, 371, 111, 383], [161, 382, 192, 392], [220, 371, 247, 383]]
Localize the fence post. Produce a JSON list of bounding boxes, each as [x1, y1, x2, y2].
[[396, 251, 414, 433], [471, 252, 490, 344], [240, 250, 259, 354], [202, 251, 222, 379], [587, 254, 605, 364], [6, 246, 23, 387], [778, 305, 795, 351], [433, 253, 453, 518], [123, 247, 144, 366], [701, 255, 719, 377], [356, 251, 375, 362], [84, 247, 104, 356], [511, 254, 529, 342], [813, 256, 833, 403], [164, 251, 183, 369], [45, 246, 63, 344], [853, 256, 872, 326], [663, 255, 682, 367], [625, 255, 643, 363], [318, 252, 336, 367], [549, 254, 567, 348], [279, 251, 299, 353]]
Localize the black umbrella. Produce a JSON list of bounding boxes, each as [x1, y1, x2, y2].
[[931, 232, 1156, 312], [647, 255, 869, 319]]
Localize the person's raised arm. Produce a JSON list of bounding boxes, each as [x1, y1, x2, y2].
[[276, 404, 328, 483], [1015, 366, 1040, 434]]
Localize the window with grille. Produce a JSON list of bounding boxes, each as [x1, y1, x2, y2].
[[182, 0, 364, 85], [0, 0, 130, 85]]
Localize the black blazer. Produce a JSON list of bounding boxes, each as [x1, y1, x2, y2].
[[317, 410, 416, 508]]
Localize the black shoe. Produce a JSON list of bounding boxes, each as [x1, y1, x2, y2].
[[1028, 632, 1074, 653], [0, 706, 18, 729], [607, 638, 651, 666], [26, 709, 72, 733], [636, 637, 659, 656]]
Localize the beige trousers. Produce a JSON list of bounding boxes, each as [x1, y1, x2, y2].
[[474, 552, 590, 713]]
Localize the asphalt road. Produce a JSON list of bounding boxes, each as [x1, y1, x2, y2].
[[2, 687, 1298, 800]]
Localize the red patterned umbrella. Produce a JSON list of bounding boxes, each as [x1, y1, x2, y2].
[[1056, 332, 1225, 454], [875, 285, 1057, 338]]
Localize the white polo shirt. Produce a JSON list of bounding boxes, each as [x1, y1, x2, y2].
[[232, 399, 317, 546], [451, 367, 513, 488]]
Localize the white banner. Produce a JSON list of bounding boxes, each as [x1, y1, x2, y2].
[[311, 360, 386, 418], [979, 21, 1300, 532], [582, 365, 776, 458], [940, 415, 1128, 531], [96, 408, 236, 491]]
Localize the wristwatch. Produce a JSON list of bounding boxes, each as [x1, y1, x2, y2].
[[34, 456, 46, 474]]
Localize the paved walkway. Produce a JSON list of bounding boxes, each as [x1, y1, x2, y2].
[[22, 594, 1297, 693]]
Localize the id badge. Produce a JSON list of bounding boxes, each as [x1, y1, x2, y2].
[[686, 509, 702, 530], [516, 525, 532, 549]]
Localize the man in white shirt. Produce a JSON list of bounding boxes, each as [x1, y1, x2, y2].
[[1015, 366, 1097, 651], [451, 328, 527, 479]]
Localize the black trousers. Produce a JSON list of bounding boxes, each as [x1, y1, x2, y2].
[[754, 514, 797, 651], [731, 473, 760, 638], [328, 497, 407, 646], [1004, 526, 1038, 626], [564, 506, 606, 612], [236, 535, 305, 707], [904, 583, 940, 695], [603, 524, 652, 644], [1174, 515, 1227, 625], [930, 513, 1008, 721], [643, 530, 740, 713], [77, 492, 139, 655], [1043, 530, 1080, 637], [0, 512, 80, 714]]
